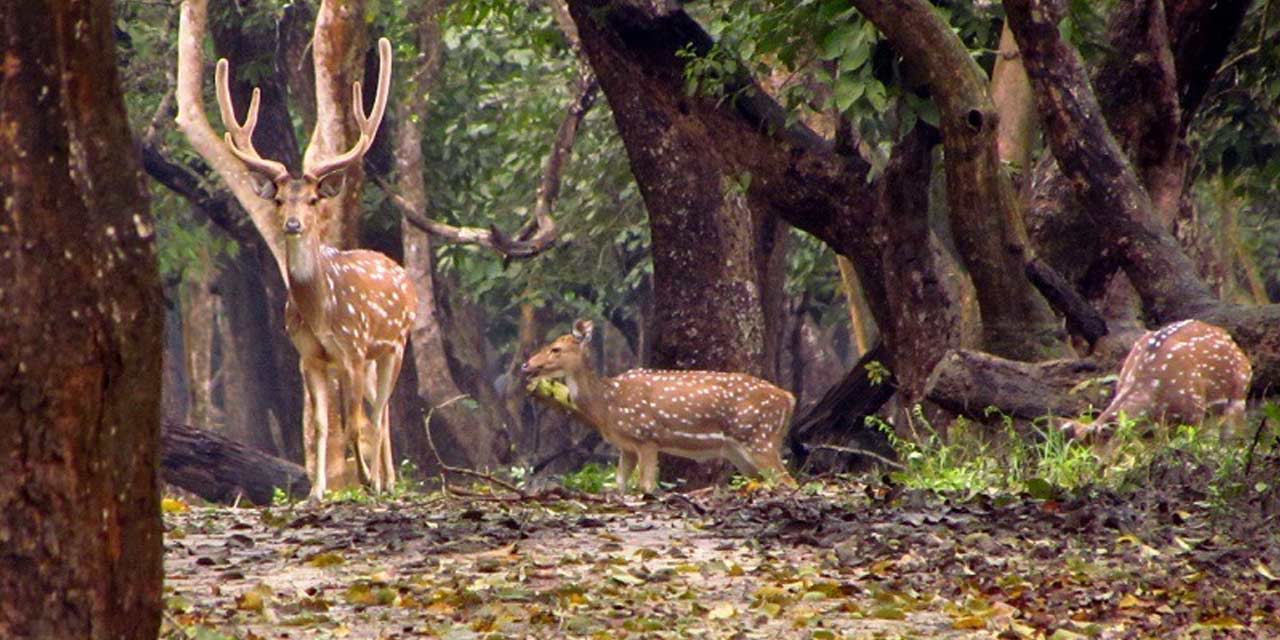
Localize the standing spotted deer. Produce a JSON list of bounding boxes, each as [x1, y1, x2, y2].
[[216, 39, 416, 501], [521, 320, 796, 492], [1065, 319, 1251, 442]]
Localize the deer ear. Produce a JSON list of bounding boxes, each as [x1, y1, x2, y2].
[[572, 319, 594, 344], [253, 176, 278, 200], [316, 172, 345, 199]]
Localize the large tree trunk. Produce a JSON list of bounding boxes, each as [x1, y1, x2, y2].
[[569, 0, 789, 489], [0, 0, 163, 636]]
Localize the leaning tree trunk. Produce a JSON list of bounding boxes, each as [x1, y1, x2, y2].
[[1005, 0, 1280, 389], [391, 0, 512, 471], [0, 0, 163, 636]]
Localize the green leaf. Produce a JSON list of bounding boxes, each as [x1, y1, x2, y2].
[[840, 40, 871, 72], [819, 24, 857, 61], [833, 75, 865, 113]]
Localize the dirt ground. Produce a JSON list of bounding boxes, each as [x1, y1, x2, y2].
[[162, 477, 1280, 639]]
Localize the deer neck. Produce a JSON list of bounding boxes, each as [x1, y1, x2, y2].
[[284, 234, 332, 322], [563, 366, 611, 431]]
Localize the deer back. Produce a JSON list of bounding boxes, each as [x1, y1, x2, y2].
[[1097, 319, 1250, 426], [603, 369, 795, 453]]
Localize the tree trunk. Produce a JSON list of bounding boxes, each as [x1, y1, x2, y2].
[[1005, 0, 1280, 388], [214, 248, 304, 459], [0, 0, 163, 636], [991, 23, 1036, 189], [570, 0, 789, 488], [852, 0, 1067, 360], [180, 239, 217, 430], [161, 422, 310, 505], [388, 0, 511, 472], [923, 350, 1108, 420]]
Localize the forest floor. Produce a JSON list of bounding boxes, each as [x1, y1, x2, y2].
[[162, 476, 1280, 639]]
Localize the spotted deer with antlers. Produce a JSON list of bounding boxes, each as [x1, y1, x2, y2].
[[522, 320, 796, 492], [215, 39, 415, 501], [1065, 319, 1251, 443]]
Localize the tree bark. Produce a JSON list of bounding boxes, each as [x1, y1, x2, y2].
[[564, 0, 886, 317], [924, 350, 1108, 420], [852, 0, 1066, 359], [1004, 0, 1280, 388], [162, 422, 310, 505], [1024, 0, 1251, 296], [0, 0, 163, 636], [873, 124, 967, 400]]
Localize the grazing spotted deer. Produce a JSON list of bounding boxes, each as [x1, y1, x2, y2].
[[1064, 319, 1251, 442], [521, 320, 796, 492], [216, 39, 416, 501]]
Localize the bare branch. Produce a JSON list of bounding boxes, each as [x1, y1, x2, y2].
[[378, 64, 599, 260]]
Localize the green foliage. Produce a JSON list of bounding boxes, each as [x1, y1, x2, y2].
[[864, 360, 891, 386], [560, 462, 617, 494], [422, 0, 651, 355], [878, 405, 1273, 509]]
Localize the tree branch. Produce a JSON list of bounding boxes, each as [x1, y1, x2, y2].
[[377, 65, 599, 260]]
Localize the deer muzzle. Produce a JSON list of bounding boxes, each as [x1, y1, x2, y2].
[[284, 217, 303, 235]]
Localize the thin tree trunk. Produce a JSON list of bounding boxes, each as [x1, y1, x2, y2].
[[0, 0, 163, 636], [836, 256, 875, 357], [181, 239, 216, 430], [991, 23, 1036, 188]]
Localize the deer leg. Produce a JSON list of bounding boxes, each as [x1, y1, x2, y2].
[[1220, 399, 1248, 444], [303, 364, 331, 503], [342, 362, 376, 490], [301, 361, 316, 484], [616, 450, 638, 494], [637, 446, 659, 494], [367, 351, 403, 493]]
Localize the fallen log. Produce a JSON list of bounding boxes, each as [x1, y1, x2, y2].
[[161, 421, 309, 505], [923, 349, 1110, 421]]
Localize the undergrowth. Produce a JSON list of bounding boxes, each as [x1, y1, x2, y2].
[[878, 402, 1280, 511]]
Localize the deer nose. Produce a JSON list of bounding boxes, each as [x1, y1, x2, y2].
[[520, 362, 533, 375], [284, 217, 303, 235]]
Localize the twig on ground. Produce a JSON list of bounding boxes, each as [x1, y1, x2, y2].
[[806, 443, 905, 470], [422, 398, 609, 504]]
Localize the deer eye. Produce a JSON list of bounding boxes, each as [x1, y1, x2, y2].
[[308, 197, 319, 206], [550, 347, 561, 354]]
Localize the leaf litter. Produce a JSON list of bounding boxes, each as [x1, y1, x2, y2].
[[162, 477, 1280, 639]]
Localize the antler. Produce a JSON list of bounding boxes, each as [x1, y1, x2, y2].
[[214, 58, 290, 181], [304, 38, 393, 182]]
